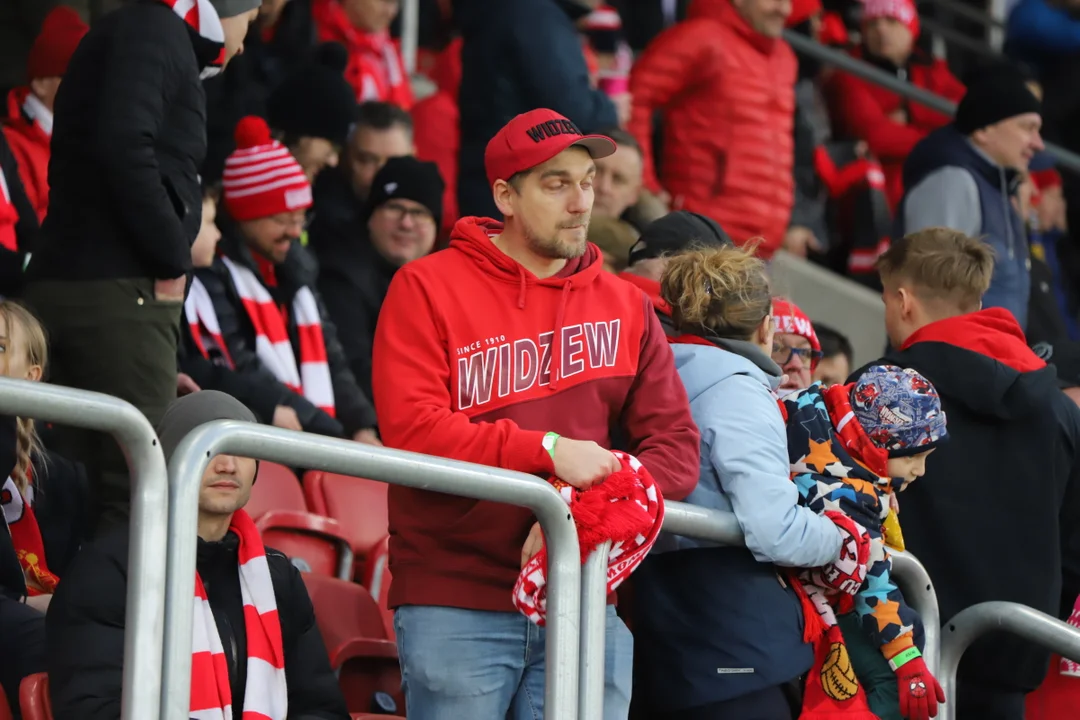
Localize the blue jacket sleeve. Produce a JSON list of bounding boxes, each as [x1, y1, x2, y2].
[[508, 2, 618, 133], [705, 375, 843, 567], [1007, 0, 1080, 55]]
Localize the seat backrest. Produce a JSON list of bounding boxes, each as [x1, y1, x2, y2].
[[303, 472, 388, 559], [363, 535, 394, 641], [0, 683, 12, 720], [247, 463, 305, 519], [19, 673, 51, 720], [302, 574, 390, 649]]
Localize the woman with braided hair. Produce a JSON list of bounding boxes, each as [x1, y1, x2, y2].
[[632, 243, 871, 719]]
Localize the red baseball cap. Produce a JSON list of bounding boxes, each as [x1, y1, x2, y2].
[[485, 109, 617, 186]]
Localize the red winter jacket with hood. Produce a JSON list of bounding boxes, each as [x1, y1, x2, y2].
[[3, 88, 51, 223], [372, 216, 701, 612], [628, 0, 797, 258]]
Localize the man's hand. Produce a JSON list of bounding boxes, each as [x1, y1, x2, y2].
[[353, 428, 383, 446], [521, 522, 544, 568], [272, 405, 303, 431], [552, 438, 620, 489], [888, 108, 909, 125], [783, 226, 823, 257], [154, 275, 187, 302], [1038, 185, 1068, 232], [25, 594, 52, 612], [612, 93, 632, 128], [176, 372, 200, 396]]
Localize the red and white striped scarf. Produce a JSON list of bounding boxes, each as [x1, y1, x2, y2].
[[0, 165, 18, 253], [1063, 595, 1080, 676], [161, 0, 226, 78], [220, 256, 335, 416], [185, 276, 236, 368], [1, 471, 59, 595], [513, 451, 664, 626], [190, 509, 287, 720]]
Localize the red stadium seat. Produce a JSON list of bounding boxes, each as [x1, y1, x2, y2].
[[0, 684, 12, 720], [303, 472, 388, 580], [363, 535, 394, 640], [302, 574, 403, 714], [19, 673, 50, 720], [247, 462, 307, 518], [351, 715, 405, 719]]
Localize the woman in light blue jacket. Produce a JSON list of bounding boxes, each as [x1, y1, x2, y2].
[[634, 244, 846, 719]]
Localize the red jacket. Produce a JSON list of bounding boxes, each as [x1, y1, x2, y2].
[[824, 48, 964, 207], [412, 38, 461, 237], [3, 88, 51, 223], [628, 0, 797, 258], [312, 0, 413, 109], [372, 217, 701, 612]]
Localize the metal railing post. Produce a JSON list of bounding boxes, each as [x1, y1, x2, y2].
[[579, 541, 611, 719], [0, 378, 168, 720], [662, 501, 746, 545], [891, 551, 941, 674], [939, 601, 1080, 720], [400, 0, 419, 75], [162, 421, 581, 720]]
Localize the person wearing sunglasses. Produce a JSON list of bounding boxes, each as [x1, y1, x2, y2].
[[771, 297, 823, 394]]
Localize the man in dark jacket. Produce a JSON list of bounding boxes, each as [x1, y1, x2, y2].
[[312, 156, 443, 400], [854, 227, 1080, 720], [47, 391, 349, 720], [21, 0, 261, 535], [456, 0, 620, 218], [897, 68, 1044, 330], [196, 116, 379, 441]]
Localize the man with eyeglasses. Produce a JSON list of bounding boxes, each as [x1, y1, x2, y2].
[[771, 297, 823, 395], [316, 156, 444, 400], [192, 116, 380, 445]]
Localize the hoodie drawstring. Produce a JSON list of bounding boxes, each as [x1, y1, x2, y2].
[[549, 280, 573, 391], [517, 265, 528, 309]]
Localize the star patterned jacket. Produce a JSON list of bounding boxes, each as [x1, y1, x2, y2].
[[779, 382, 920, 661]]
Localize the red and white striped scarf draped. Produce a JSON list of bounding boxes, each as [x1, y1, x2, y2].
[[0, 472, 59, 595], [0, 165, 17, 253], [160, 0, 226, 78], [190, 509, 287, 720], [220, 256, 335, 416], [513, 451, 664, 626], [185, 276, 236, 368]]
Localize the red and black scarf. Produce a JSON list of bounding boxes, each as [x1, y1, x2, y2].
[[161, 0, 227, 78], [0, 468, 59, 595]]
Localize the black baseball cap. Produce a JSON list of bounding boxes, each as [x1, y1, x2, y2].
[[628, 211, 732, 266]]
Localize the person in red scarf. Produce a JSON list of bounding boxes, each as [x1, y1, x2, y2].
[[312, 0, 414, 108], [2, 6, 87, 223], [854, 227, 1080, 720], [47, 391, 348, 720], [192, 116, 380, 444]]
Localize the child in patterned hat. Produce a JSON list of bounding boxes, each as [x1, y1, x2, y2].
[[779, 364, 948, 720]]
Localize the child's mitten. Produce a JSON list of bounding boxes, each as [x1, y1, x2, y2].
[[892, 650, 945, 720]]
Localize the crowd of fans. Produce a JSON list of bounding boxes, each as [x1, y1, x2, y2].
[[0, 0, 1080, 718]]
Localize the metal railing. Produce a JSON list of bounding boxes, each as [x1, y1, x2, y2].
[[782, 31, 1080, 174], [161, 421, 582, 720], [940, 601, 1080, 720], [0, 377, 168, 720]]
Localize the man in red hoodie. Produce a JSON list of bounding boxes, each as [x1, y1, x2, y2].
[[372, 108, 700, 719], [854, 227, 1080, 720]]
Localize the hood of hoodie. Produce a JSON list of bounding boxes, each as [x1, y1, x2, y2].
[[889, 308, 1055, 420], [672, 336, 783, 401], [903, 125, 1021, 200], [688, 0, 781, 54]]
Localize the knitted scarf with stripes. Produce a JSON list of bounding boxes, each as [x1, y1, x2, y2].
[[186, 276, 236, 368], [513, 451, 663, 626], [161, 0, 226, 79], [190, 509, 287, 720], [219, 256, 335, 417]]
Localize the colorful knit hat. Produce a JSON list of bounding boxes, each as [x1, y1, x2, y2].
[[223, 116, 313, 222], [862, 0, 920, 39], [850, 365, 948, 457], [513, 451, 664, 626]]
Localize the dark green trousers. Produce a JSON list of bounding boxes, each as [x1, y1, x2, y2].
[[837, 612, 903, 720], [24, 278, 181, 535]]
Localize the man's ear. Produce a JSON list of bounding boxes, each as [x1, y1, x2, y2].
[[898, 286, 916, 320], [493, 179, 515, 219]]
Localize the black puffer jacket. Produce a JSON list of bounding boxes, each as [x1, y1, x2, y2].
[[47, 526, 349, 720], [28, 0, 220, 283], [200, 222, 377, 435]]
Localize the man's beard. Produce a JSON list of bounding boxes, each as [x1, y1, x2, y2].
[[523, 215, 590, 260]]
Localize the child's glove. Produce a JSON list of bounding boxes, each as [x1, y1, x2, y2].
[[892, 650, 945, 720], [809, 511, 870, 596]]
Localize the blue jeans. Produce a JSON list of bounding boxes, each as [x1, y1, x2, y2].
[[394, 604, 633, 719]]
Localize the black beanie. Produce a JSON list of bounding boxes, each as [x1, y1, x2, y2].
[[954, 68, 1041, 135], [156, 391, 257, 464], [363, 156, 445, 225], [628, 211, 733, 266], [267, 43, 357, 146]]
